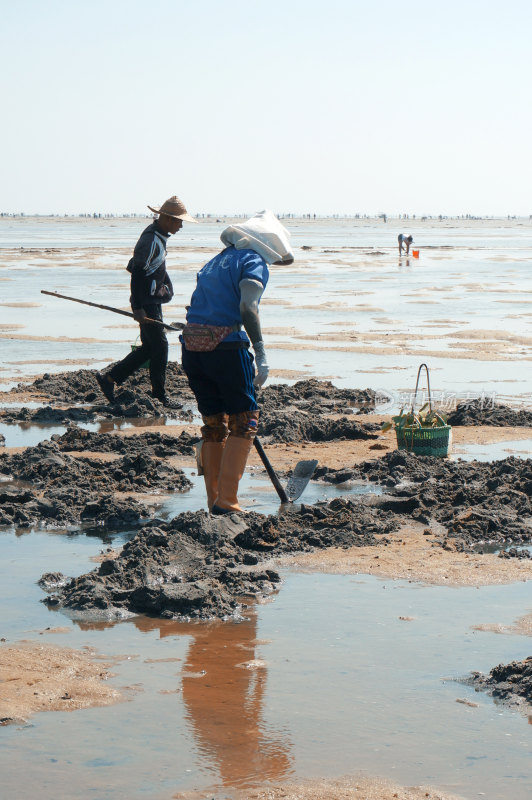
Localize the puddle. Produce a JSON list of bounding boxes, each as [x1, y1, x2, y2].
[[157, 469, 382, 519], [1, 526, 532, 799], [0, 415, 172, 449], [451, 439, 532, 462]]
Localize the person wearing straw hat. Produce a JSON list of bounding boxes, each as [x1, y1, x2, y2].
[[180, 210, 294, 515], [96, 196, 196, 406]]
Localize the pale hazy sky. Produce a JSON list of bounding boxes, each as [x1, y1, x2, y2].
[[1, 0, 531, 216]]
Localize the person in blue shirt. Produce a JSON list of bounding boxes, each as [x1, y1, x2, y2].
[[181, 210, 293, 514]]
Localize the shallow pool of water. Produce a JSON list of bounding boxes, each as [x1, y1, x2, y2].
[[0, 522, 531, 800], [451, 439, 532, 462], [0, 415, 175, 449]]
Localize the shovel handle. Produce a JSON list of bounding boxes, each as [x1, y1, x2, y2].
[[253, 437, 289, 504], [40, 290, 183, 332]]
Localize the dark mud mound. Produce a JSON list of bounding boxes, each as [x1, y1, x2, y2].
[[259, 379, 377, 414], [448, 398, 532, 427], [259, 411, 380, 444], [468, 657, 532, 709], [498, 546, 532, 560], [3, 364, 194, 421], [53, 426, 197, 457], [42, 499, 398, 620], [8, 363, 193, 404], [318, 451, 532, 549], [0, 393, 163, 423], [0, 406, 98, 424], [0, 440, 191, 528], [2, 371, 383, 428], [0, 483, 146, 528]]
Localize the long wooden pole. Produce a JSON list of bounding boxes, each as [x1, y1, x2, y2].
[[40, 290, 184, 332]]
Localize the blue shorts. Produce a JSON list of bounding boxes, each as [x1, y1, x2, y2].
[[181, 345, 258, 416]]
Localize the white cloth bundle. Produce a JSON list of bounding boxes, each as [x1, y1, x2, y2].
[[220, 209, 293, 264]]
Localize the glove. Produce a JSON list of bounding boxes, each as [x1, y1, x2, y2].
[[133, 308, 147, 323], [253, 341, 269, 388]]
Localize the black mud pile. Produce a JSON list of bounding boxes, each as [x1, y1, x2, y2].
[[1, 370, 386, 443], [259, 379, 378, 414], [468, 657, 532, 709], [259, 411, 380, 444], [42, 499, 398, 620], [53, 426, 197, 457], [0, 406, 98, 424], [318, 451, 532, 550], [448, 398, 532, 427], [0, 440, 191, 528], [2, 364, 194, 421], [8, 363, 193, 403], [0, 483, 147, 529], [256, 380, 381, 443]]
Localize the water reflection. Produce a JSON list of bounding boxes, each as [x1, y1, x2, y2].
[[96, 416, 168, 434], [179, 618, 292, 789], [79, 614, 293, 790]]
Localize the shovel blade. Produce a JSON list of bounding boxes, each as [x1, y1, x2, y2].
[[286, 459, 318, 502]]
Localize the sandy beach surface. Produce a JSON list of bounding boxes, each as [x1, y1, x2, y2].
[[0, 641, 122, 725]]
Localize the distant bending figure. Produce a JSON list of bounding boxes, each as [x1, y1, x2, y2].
[[398, 233, 413, 255]]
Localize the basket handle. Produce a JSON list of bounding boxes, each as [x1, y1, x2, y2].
[[411, 363, 432, 414]]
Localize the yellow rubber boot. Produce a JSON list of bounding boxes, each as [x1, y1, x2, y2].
[[201, 441, 225, 511], [212, 436, 253, 514]]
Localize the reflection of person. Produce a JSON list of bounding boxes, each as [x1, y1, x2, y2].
[[398, 233, 413, 255], [78, 612, 292, 791], [96, 196, 196, 407], [181, 210, 294, 514], [178, 616, 292, 789]]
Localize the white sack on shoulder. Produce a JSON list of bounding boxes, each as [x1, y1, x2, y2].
[[220, 209, 293, 264]]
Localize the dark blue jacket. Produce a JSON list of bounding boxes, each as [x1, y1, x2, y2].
[[128, 222, 174, 311]]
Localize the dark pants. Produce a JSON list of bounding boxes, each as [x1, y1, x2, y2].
[[109, 304, 168, 399], [181, 345, 257, 416]]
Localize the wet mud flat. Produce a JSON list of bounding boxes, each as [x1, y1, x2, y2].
[[319, 450, 532, 552], [1, 363, 195, 423], [447, 397, 532, 427], [2, 369, 532, 720], [1, 369, 381, 442], [0, 437, 192, 527], [41, 500, 397, 619]]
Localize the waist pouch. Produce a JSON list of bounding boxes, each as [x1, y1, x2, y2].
[[182, 323, 236, 352]]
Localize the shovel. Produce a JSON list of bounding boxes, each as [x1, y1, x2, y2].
[[253, 437, 317, 504], [41, 290, 184, 332]]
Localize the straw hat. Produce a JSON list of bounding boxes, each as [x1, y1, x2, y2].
[[148, 195, 197, 223]]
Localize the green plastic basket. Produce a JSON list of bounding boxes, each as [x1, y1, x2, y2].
[[394, 363, 451, 457], [395, 423, 451, 457]]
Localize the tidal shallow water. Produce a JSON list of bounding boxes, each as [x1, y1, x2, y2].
[[2, 216, 532, 407], [1, 515, 531, 800], [0, 415, 172, 449]]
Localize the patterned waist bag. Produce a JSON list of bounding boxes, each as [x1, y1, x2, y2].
[[182, 323, 236, 352]]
